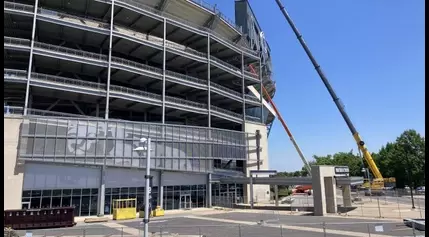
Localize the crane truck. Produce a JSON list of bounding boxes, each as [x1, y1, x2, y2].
[[273, 0, 395, 190]]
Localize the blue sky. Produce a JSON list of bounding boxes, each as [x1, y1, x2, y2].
[[206, 0, 425, 172]]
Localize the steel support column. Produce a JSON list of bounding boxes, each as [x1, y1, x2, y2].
[[105, 0, 115, 119], [23, 0, 39, 115], [162, 18, 166, 124], [241, 53, 246, 130], [207, 173, 212, 208], [97, 166, 106, 216], [207, 34, 211, 127], [158, 171, 164, 208], [259, 58, 264, 124]]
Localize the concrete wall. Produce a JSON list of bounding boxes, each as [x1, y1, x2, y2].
[[244, 122, 270, 203], [4, 118, 24, 210]]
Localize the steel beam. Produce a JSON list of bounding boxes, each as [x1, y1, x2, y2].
[[105, 0, 115, 119], [23, 0, 39, 115], [162, 18, 166, 125], [207, 34, 212, 128]]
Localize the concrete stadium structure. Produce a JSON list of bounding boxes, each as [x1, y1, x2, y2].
[[4, 0, 276, 217]]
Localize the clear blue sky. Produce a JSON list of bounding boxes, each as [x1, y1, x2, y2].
[[207, 0, 425, 172]]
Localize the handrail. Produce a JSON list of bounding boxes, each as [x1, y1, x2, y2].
[[5, 1, 259, 79], [4, 69, 245, 117], [210, 82, 241, 98], [4, 36, 252, 101], [211, 106, 242, 120], [189, 0, 242, 33], [116, 0, 257, 56], [245, 94, 259, 102], [4, 1, 34, 12]]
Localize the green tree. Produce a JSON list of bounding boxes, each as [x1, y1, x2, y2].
[[306, 152, 363, 176], [375, 129, 425, 188]]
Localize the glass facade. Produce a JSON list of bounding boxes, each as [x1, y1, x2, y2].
[[21, 188, 99, 217], [18, 117, 250, 173], [21, 185, 207, 217]]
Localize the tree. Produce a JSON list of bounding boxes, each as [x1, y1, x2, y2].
[[304, 152, 363, 176], [375, 129, 425, 188]]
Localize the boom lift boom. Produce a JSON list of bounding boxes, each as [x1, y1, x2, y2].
[[248, 64, 312, 175], [273, 0, 385, 189]]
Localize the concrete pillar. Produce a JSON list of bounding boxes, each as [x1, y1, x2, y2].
[[312, 166, 326, 216], [97, 166, 106, 216], [342, 185, 352, 207], [206, 173, 212, 207], [324, 177, 337, 213], [158, 171, 164, 208], [274, 185, 279, 207]]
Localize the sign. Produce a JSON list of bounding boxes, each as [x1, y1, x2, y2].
[[374, 224, 384, 232], [334, 166, 350, 176]]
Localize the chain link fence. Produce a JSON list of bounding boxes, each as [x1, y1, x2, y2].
[[210, 188, 425, 220]]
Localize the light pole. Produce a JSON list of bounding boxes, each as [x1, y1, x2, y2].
[[134, 138, 152, 237], [405, 153, 416, 209]]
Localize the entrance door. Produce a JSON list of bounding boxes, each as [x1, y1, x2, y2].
[[179, 194, 191, 209]]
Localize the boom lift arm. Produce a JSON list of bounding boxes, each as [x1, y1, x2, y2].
[[273, 0, 384, 186], [248, 64, 312, 175]]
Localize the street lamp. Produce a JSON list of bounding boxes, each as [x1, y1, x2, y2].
[[405, 153, 416, 209], [134, 137, 152, 237]]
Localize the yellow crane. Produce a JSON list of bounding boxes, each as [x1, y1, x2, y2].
[[273, 0, 395, 190]]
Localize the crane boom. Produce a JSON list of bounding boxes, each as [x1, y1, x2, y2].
[[273, 0, 384, 186], [248, 64, 312, 175]]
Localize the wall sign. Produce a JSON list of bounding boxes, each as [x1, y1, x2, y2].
[[334, 166, 350, 176]]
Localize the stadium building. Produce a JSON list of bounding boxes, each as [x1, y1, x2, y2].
[[4, 0, 276, 216]]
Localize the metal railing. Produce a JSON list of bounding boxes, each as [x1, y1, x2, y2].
[[115, 0, 258, 57], [189, 0, 243, 33], [4, 1, 34, 13], [34, 41, 108, 62], [4, 0, 258, 58], [110, 84, 161, 101], [210, 82, 241, 99], [165, 95, 207, 110], [4, 221, 424, 237], [210, 55, 242, 76], [4, 69, 245, 119], [4, 36, 31, 47], [245, 94, 260, 102], [246, 115, 261, 122], [5, 38, 253, 106], [211, 106, 242, 120]]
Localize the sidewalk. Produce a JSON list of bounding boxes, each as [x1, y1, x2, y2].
[[74, 208, 224, 224]]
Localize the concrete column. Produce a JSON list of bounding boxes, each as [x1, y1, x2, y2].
[[312, 166, 327, 216], [324, 177, 337, 213], [342, 185, 352, 207], [274, 185, 279, 207], [97, 166, 106, 216], [206, 173, 212, 207], [158, 171, 164, 208]]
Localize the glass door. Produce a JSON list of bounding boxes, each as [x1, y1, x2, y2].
[[179, 194, 191, 209]]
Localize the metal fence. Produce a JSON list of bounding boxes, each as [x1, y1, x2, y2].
[[210, 189, 426, 220], [4, 221, 425, 237]]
